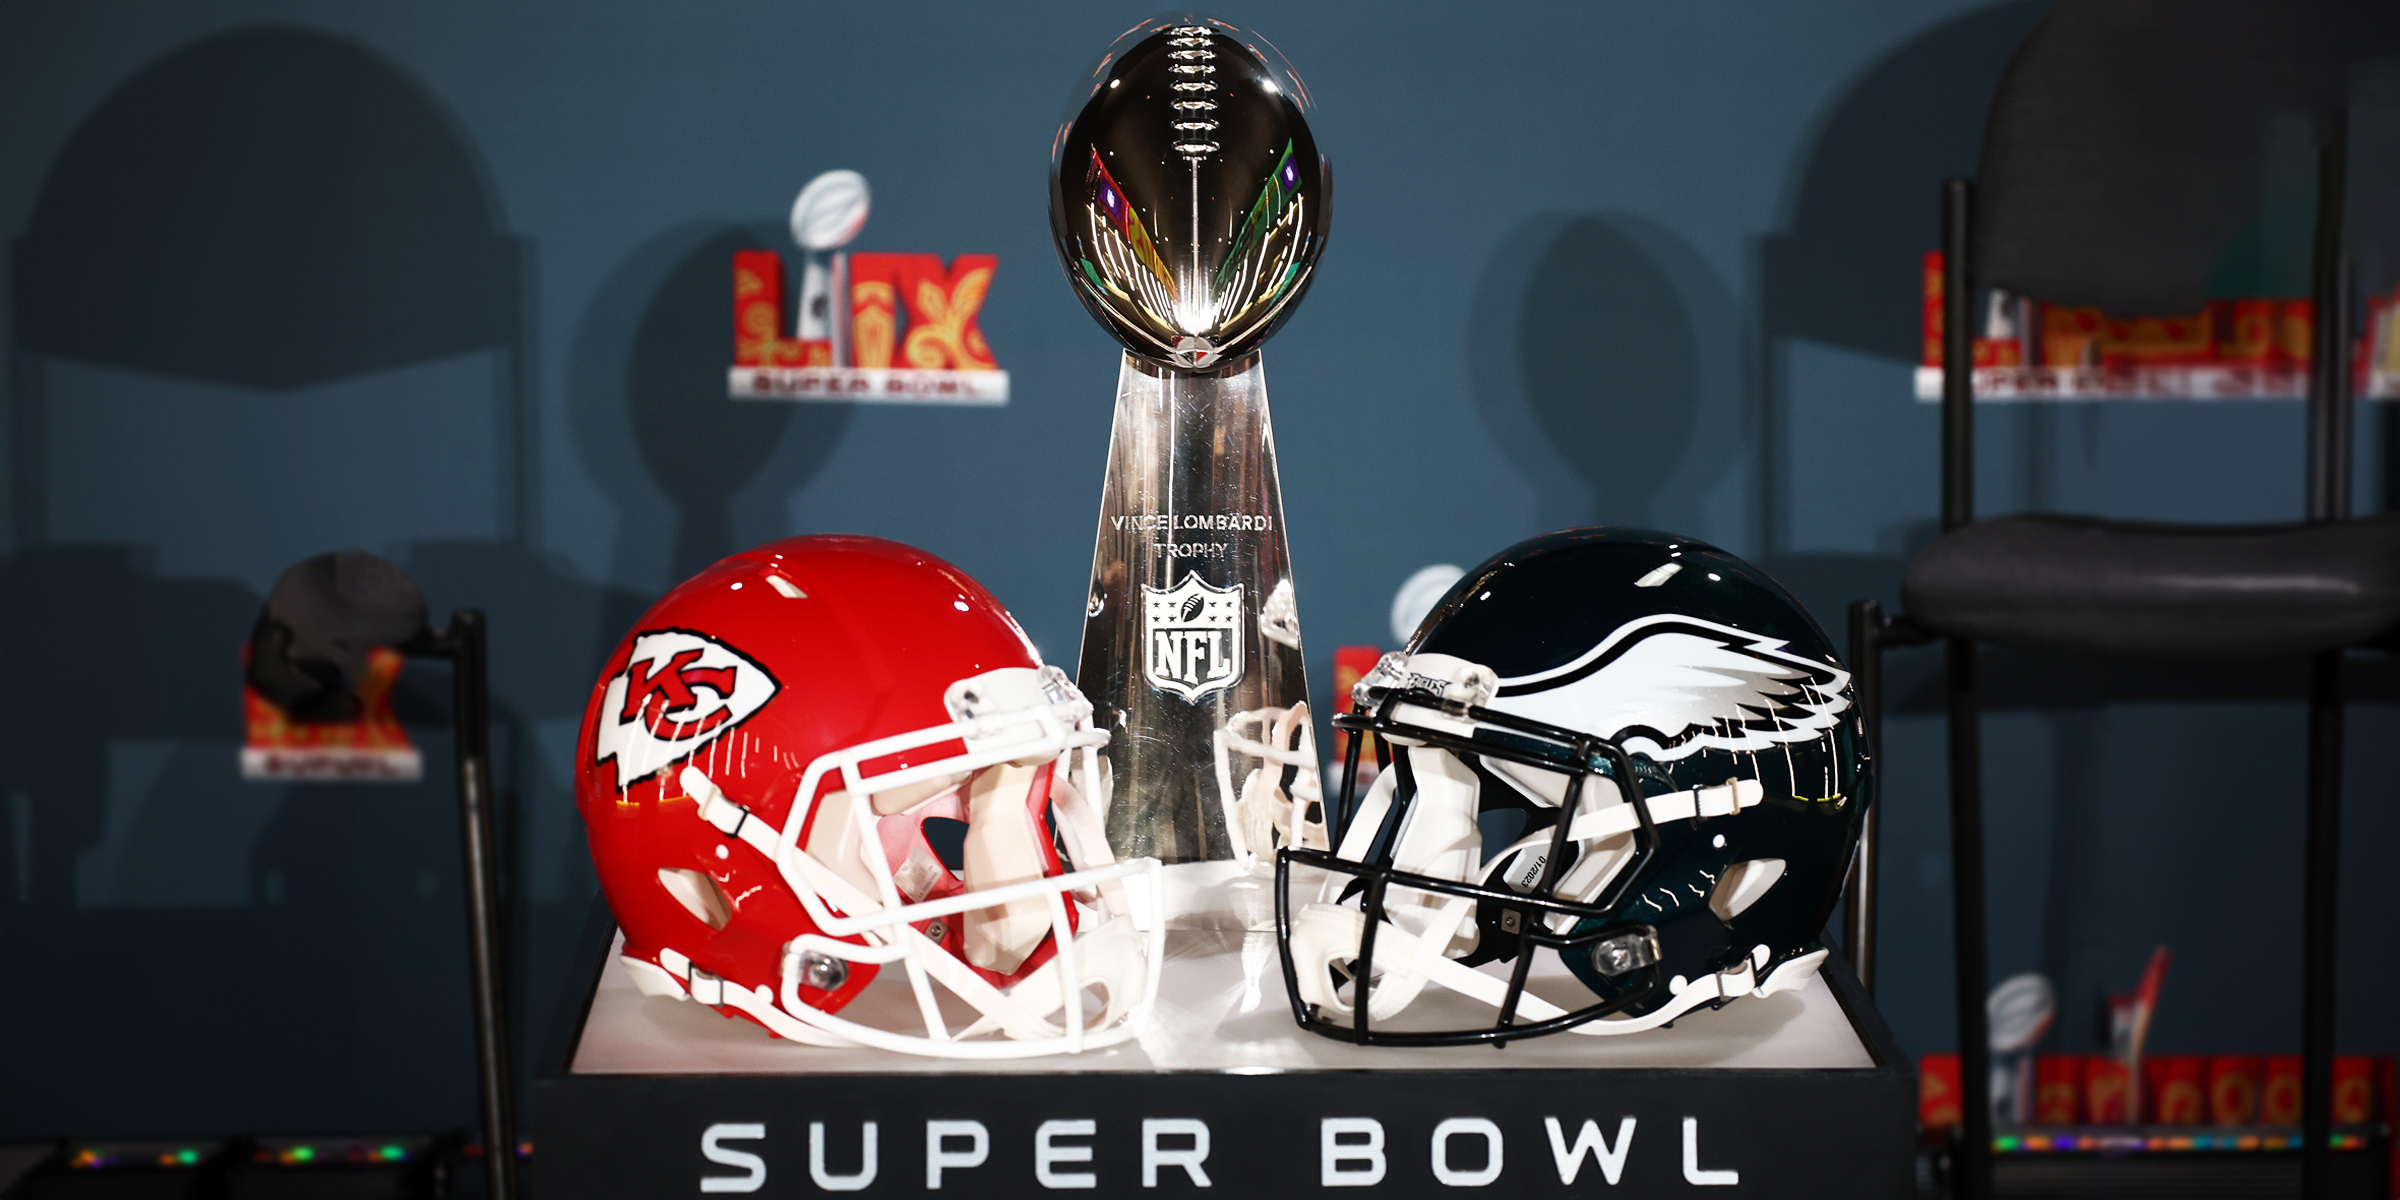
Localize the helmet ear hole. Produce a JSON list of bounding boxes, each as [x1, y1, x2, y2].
[[658, 867, 732, 930], [1708, 857, 1786, 922]]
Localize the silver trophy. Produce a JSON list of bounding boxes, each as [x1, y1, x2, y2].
[[1049, 16, 1330, 884]]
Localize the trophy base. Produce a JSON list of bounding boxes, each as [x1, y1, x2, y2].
[[1149, 860, 1279, 931]]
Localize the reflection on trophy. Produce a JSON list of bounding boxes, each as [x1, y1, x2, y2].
[[1216, 700, 1326, 870], [1049, 16, 1329, 896]]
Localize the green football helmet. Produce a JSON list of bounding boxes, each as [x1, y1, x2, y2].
[[1277, 528, 1871, 1046]]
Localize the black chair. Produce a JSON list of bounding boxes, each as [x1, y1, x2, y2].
[[1839, 7, 2400, 1197]]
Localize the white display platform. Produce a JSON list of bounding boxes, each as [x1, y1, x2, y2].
[[571, 928, 1872, 1076], [540, 902, 1915, 1198]]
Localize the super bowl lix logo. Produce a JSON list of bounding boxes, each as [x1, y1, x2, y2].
[[730, 169, 1009, 406], [593, 630, 779, 789], [1143, 575, 1244, 702]]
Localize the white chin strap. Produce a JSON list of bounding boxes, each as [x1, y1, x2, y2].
[[648, 764, 1162, 1059], [1288, 904, 1828, 1036], [622, 666, 1166, 1060], [1288, 754, 1820, 1036]]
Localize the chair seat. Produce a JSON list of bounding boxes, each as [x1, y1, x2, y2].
[[1900, 512, 2400, 658]]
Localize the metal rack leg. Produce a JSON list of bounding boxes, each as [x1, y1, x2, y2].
[[2300, 649, 2343, 1200], [1935, 175, 1989, 1200], [449, 611, 517, 1200], [1843, 601, 1883, 995], [2299, 123, 2350, 1200], [1947, 635, 1991, 1200]]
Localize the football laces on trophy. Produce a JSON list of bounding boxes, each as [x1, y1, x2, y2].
[[1054, 19, 1326, 373]]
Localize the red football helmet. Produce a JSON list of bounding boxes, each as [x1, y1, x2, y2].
[[575, 535, 1160, 1057]]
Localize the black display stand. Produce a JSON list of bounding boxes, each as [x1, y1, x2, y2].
[[536, 904, 1914, 1198]]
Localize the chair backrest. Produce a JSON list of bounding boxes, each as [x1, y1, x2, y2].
[[1941, 0, 2400, 529]]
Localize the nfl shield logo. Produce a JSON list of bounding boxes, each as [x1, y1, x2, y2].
[[1143, 574, 1245, 702]]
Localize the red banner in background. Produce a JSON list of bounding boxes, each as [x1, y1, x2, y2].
[[2207, 1056, 2260, 1126], [2082, 1057, 2132, 1124], [846, 251, 901, 369], [732, 250, 831, 367], [1330, 645, 1385, 794], [2260, 1056, 2303, 1124], [242, 646, 420, 782], [1915, 254, 2400, 400], [2033, 1055, 2082, 1124], [1919, 1052, 1962, 1130], [844, 252, 1000, 371], [896, 253, 999, 370], [731, 247, 1008, 404], [2143, 1056, 2205, 1124]]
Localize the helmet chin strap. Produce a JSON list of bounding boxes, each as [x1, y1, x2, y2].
[[959, 762, 1054, 974], [660, 762, 1165, 1059], [1290, 891, 1833, 1038], [1291, 741, 1773, 1036], [1405, 939, 1831, 1038], [1287, 898, 1477, 1021]]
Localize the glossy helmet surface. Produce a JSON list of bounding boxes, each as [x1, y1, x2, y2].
[[576, 535, 1160, 1058], [1276, 528, 1869, 1045], [1049, 13, 1328, 372]]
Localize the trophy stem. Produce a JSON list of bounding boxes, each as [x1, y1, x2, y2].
[[1075, 353, 1309, 868]]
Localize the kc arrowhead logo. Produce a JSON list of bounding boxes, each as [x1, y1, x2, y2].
[[593, 629, 779, 790], [1143, 574, 1245, 702]]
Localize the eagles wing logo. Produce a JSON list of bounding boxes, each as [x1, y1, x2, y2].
[[1493, 615, 1850, 762], [593, 629, 779, 789]]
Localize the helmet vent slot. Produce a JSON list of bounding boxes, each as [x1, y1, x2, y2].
[[1474, 809, 1531, 864], [658, 867, 732, 930], [921, 816, 971, 873], [1708, 857, 1785, 922]]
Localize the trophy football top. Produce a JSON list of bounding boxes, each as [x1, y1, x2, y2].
[[1049, 16, 1330, 373]]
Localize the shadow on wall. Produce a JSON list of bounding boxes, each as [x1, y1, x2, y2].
[[392, 536, 649, 1079], [1744, 0, 2048, 629], [10, 26, 521, 389], [1737, 0, 2055, 1066], [0, 540, 642, 1136], [0, 27, 627, 1136], [569, 225, 854, 591], [1467, 213, 1742, 541], [0, 546, 479, 1135], [1760, 0, 2049, 363], [0, 547, 259, 911], [8, 24, 534, 550]]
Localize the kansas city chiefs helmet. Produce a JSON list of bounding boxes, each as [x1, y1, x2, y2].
[[576, 535, 1160, 1058], [1276, 528, 1869, 1046]]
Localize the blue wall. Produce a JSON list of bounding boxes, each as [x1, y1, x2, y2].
[[2, 0, 2393, 1138]]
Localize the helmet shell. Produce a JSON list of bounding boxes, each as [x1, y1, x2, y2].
[[1410, 528, 1870, 1012], [576, 535, 1047, 1025]]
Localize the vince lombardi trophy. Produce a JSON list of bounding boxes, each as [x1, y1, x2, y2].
[[1049, 16, 1330, 891]]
